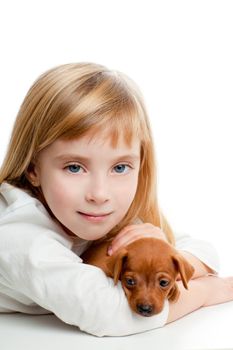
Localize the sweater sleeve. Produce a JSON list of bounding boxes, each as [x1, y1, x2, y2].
[[174, 231, 220, 274], [0, 221, 169, 337]]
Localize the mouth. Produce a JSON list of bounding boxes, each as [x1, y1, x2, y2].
[[77, 211, 113, 223]]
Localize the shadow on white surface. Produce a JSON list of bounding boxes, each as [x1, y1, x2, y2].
[[0, 301, 233, 350]]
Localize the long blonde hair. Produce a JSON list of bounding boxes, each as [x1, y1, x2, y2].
[[0, 62, 174, 243]]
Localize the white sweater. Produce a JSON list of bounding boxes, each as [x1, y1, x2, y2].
[[0, 183, 219, 336]]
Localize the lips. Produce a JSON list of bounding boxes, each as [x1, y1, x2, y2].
[[78, 211, 112, 217], [78, 211, 112, 223]]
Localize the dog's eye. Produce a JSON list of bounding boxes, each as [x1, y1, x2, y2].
[[125, 277, 136, 287], [159, 279, 170, 288]]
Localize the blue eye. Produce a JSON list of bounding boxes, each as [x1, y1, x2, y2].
[[67, 164, 82, 173], [113, 164, 130, 174]]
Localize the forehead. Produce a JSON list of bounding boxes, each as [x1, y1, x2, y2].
[[43, 131, 141, 158], [126, 254, 174, 272], [124, 240, 176, 274]]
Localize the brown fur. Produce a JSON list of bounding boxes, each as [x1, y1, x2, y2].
[[81, 237, 194, 317]]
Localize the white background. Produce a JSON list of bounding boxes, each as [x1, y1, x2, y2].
[[0, 0, 233, 275]]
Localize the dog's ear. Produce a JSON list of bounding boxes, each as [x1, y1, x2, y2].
[[106, 249, 128, 285], [172, 254, 195, 289], [167, 282, 180, 302]]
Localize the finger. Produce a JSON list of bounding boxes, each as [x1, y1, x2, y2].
[[112, 223, 156, 244], [108, 224, 167, 255], [108, 227, 138, 255], [112, 224, 141, 241], [110, 226, 153, 249], [109, 230, 163, 255]]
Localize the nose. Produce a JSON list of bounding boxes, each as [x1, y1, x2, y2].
[[136, 304, 154, 317], [85, 175, 110, 204]]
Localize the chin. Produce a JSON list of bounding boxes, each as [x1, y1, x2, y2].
[[77, 231, 109, 241], [70, 222, 114, 241]]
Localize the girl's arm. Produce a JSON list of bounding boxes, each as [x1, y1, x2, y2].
[[179, 251, 215, 279], [0, 222, 170, 337], [175, 231, 220, 278], [1, 223, 233, 337], [167, 275, 233, 323]]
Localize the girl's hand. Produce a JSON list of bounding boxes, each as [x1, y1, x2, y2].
[[107, 223, 168, 256]]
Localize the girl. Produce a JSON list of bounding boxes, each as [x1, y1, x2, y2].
[[0, 63, 232, 337]]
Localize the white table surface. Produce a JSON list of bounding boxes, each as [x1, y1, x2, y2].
[[1, 301, 233, 350]]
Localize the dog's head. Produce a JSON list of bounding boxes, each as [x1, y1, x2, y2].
[[106, 238, 194, 317]]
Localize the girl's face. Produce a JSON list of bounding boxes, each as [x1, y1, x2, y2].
[[31, 132, 141, 240]]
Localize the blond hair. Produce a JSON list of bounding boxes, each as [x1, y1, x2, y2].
[[0, 62, 174, 243]]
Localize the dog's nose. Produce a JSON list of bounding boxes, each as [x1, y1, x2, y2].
[[136, 303, 153, 316]]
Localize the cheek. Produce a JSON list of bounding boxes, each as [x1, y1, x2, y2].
[[40, 174, 75, 210], [116, 174, 139, 205]]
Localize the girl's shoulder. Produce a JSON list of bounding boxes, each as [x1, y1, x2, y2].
[[1, 181, 34, 202], [0, 182, 73, 248], [0, 182, 43, 216]]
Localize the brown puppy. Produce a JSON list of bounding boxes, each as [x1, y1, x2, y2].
[[81, 237, 194, 317]]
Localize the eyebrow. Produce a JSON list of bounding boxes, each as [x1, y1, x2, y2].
[[54, 153, 140, 163]]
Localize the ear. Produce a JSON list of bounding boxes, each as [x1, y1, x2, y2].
[[106, 249, 128, 285], [172, 254, 195, 289], [167, 282, 180, 302], [26, 162, 41, 187]]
